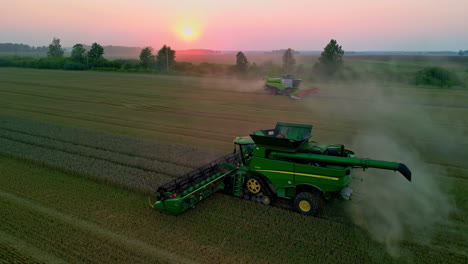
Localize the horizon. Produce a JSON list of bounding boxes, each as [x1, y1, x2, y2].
[[1, 0, 467, 51], [2, 43, 466, 54]]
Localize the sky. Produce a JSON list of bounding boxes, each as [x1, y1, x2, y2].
[[1, 0, 467, 51]]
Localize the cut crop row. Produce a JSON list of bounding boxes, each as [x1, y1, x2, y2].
[[0, 137, 171, 193], [0, 114, 224, 168], [0, 128, 192, 178]]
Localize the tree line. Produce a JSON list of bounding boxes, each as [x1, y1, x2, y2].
[[0, 37, 344, 78], [0, 43, 48, 52], [235, 39, 344, 76]]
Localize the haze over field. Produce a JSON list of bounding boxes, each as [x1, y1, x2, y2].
[[1, 0, 467, 51]]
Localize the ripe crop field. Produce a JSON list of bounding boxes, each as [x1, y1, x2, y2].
[[0, 65, 467, 263]]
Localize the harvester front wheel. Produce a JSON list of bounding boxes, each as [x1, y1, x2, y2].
[[294, 192, 321, 216]]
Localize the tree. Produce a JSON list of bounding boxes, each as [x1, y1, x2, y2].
[[315, 39, 344, 75], [282, 48, 296, 73], [156, 45, 176, 71], [235, 51, 249, 73], [87, 42, 104, 67], [71, 44, 86, 63], [47, 38, 64, 58], [139, 47, 155, 68], [459, 50, 464, 56]]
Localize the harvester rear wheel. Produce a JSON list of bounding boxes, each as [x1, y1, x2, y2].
[[294, 192, 322, 216]]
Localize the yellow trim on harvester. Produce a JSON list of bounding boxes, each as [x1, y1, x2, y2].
[[256, 170, 339, 181]]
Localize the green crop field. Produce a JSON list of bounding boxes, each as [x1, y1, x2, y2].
[[0, 65, 467, 263]]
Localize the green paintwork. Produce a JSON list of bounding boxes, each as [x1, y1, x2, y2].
[[241, 122, 411, 199], [264, 75, 302, 95], [152, 171, 232, 215], [153, 122, 411, 215]]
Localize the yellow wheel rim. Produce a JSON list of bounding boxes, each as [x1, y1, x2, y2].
[[299, 200, 311, 212], [246, 178, 261, 194]]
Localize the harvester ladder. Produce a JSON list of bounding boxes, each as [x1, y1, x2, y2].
[[232, 172, 244, 198]]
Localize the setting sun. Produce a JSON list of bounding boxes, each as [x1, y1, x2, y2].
[[179, 25, 198, 41], [182, 26, 194, 37]]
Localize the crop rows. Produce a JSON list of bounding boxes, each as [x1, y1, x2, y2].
[[0, 137, 171, 193], [0, 128, 193, 178], [0, 115, 231, 193], [0, 197, 160, 264], [0, 114, 224, 168], [0, 242, 43, 264]]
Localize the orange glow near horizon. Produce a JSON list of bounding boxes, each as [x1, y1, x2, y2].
[[1, 0, 467, 50]]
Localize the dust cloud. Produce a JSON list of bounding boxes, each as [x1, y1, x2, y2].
[[306, 80, 458, 257], [349, 132, 454, 257], [185, 74, 266, 94]]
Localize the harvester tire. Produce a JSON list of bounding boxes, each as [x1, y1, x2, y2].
[[261, 196, 272, 205], [294, 192, 322, 216]]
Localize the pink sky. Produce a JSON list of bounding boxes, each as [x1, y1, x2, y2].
[[1, 0, 467, 51]]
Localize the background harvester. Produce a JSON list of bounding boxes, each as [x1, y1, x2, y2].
[[264, 75, 318, 99], [152, 122, 411, 215]]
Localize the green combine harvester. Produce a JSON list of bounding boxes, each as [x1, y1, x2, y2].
[[264, 75, 319, 99], [152, 123, 411, 216], [264, 75, 302, 96]]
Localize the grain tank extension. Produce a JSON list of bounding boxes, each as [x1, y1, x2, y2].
[[152, 122, 411, 216]]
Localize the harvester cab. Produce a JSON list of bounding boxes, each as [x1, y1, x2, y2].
[[152, 122, 412, 216]]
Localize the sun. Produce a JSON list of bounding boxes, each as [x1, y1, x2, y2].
[[179, 25, 198, 41], [182, 26, 194, 37]]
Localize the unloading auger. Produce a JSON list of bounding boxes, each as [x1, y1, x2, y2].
[[152, 122, 411, 216]]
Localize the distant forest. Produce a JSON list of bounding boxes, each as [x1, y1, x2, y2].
[[0, 43, 48, 52]]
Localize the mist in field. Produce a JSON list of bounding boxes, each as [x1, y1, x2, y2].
[[305, 79, 458, 257]]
